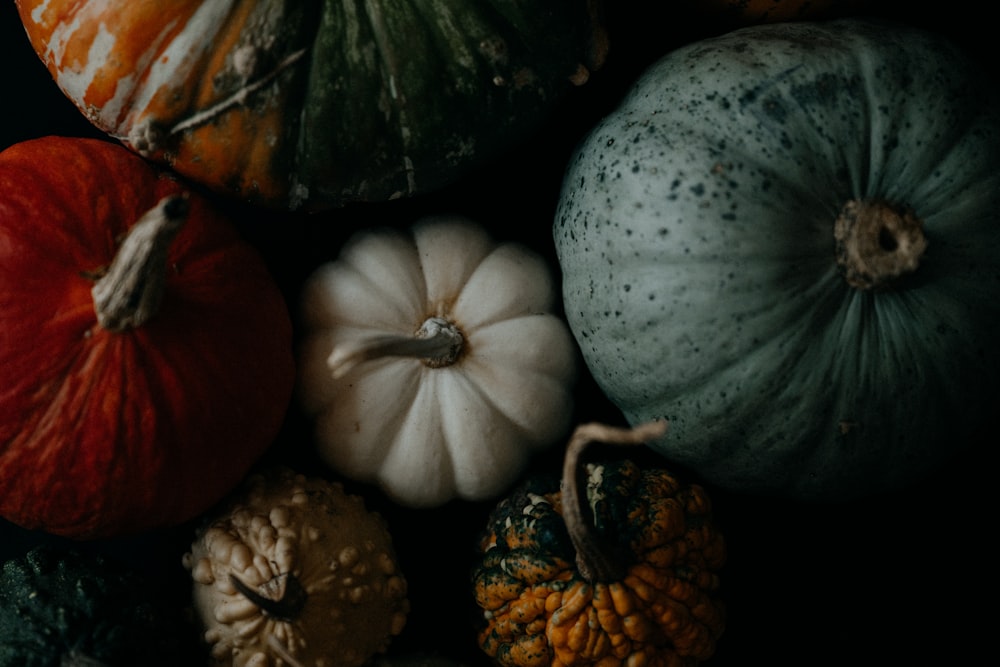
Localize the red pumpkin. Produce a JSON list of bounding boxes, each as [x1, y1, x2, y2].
[[0, 136, 295, 539]]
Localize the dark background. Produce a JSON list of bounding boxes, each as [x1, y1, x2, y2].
[[3, 3, 995, 665]]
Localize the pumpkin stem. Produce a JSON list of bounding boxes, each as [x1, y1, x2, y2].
[[562, 420, 669, 583], [834, 199, 927, 290], [327, 316, 464, 378], [90, 194, 188, 332], [129, 48, 308, 155], [229, 572, 308, 623]]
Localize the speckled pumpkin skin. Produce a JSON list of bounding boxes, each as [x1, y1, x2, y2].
[[553, 19, 1000, 501]]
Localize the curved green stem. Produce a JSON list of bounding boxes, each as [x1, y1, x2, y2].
[[562, 420, 668, 583]]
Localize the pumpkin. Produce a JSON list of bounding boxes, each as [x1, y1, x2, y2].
[[552, 19, 1000, 501], [0, 135, 295, 539], [14, 0, 608, 211], [182, 467, 409, 667], [298, 217, 578, 508], [472, 420, 726, 667], [0, 544, 194, 667]]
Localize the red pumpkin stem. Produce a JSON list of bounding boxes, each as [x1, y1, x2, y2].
[[326, 316, 464, 378], [91, 194, 188, 332], [562, 420, 669, 583], [834, 199, 927, 290]]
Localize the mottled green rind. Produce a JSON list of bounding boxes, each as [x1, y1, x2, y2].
[[474, 459, 677, 583], [0, 546, 189, 667], [292, 0, 600, 207], [553, 19, 1000, 501]]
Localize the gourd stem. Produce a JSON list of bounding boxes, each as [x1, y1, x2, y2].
[[562, 420, 669, 583], [327, 316, 464, 378], [129, 49, 307, 156], [229, 572, 308, 623], [91, 194, 188, 332], [834, 199, 927, 290]]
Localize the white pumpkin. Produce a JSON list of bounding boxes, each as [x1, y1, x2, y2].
[[298, 217, 578, 507]]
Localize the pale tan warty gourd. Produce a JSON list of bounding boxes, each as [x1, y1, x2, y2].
[[182, 468, 409, 667]]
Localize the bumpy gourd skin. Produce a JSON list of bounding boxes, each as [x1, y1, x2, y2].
[[183, 468, 409, 667], [0, 545, 193, 667], [472, 460, 726, 667]]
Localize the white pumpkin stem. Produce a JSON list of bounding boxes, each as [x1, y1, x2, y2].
[[327, 316, 464, 379], [834, 199, 927, 290], [91, 195, 188, 332], [562, 420, 669, 583]]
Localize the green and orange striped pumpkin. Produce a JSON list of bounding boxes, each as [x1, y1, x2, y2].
[[14, 0, 607, 211]]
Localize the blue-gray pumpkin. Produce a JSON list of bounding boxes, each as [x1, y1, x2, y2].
[[553, 19, 1000, 501]]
